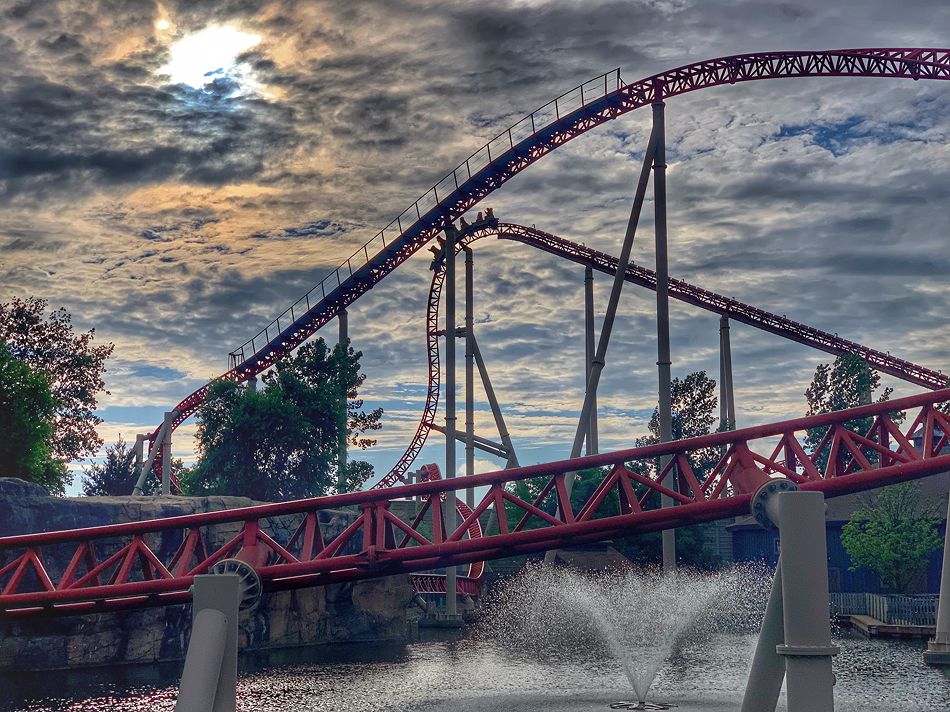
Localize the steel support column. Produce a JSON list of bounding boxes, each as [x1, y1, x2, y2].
[[741, 562, 786, 712], [465, 248, 476, 508], [443, 227, 458, 615], [565, 129, 658, 467], [719, 316, 736, 431], [337, 309, 349, 493], [544, 129, 657, 566], [924, 492, 950, 665], [584, 265, 599, 455], [161, 410, 173, 496], [652, 100, 676, 572], [471, 335, 519, 468], [134, 434, 144, 490]]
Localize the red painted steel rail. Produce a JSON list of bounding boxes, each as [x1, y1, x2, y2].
[[2, 390, 948, 619], [380, 220, 947, 492], [148, 48, 950, 446]]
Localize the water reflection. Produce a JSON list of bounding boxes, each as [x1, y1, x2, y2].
[[2, 632, 948, 712]]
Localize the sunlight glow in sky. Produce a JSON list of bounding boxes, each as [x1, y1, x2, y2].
[[160, 25, 261, 89]]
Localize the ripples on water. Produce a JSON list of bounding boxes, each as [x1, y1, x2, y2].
[[2, 632, 948, 711], [2, 566, 949, 711]]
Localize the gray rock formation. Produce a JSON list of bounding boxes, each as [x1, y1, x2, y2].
[[0, 478, 415, 671]]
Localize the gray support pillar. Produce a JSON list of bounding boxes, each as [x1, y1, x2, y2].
[[443, 228, 458, 616], [652, 100, 676, 572], [246, 376, 257, 393], [465, 248, 476, 508], [471, 336, 519, 468], [131, 408, 180, 496], [162, 410, 173, 496], [775, 491, 837, 712], [924, 493, 950, 664], [134, 434, 144, 489], [175, 574, 240, 712], [740, 562, 786, 712], [565, 129, 658, 466], [337, 309, 348, 492], [584, 266, 599, 456], [719, 316, 736, 431], [543, 129, 658, 567], [741, 490, 838, 712]]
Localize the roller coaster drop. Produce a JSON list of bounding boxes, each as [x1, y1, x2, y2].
[[3, 49, 950, 616]]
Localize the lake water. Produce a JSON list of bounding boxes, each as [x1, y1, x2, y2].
[[2, 629, 948, 711]]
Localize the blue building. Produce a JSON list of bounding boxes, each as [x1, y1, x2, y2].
[[728, 472, 948, 594]]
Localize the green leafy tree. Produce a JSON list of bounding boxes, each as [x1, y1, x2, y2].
[[622, 371, 723, 569], [81, 436, 188, 496], [0, 342, 64, 492], [804, 353, 897, 469], [0, 297, 113, 492], [840, 482, 943, 593], [182, 338, 382, 500]]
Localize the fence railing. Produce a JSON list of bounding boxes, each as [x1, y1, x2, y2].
[[228, 69, 624, 368], [830, 592, 938, 626]]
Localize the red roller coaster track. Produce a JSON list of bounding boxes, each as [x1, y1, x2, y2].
[[380, 219, 946, 490], [157, 48, 950, 441], [2, 390, 948, 619], [43, 48, 946, 610]]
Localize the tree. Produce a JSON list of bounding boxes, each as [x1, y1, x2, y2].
[[840, 482, 943, 593], [0, 342, 65, 492], [621, 371, 723, 569], [634, 371, 721, 479], [0, 297, 114, 488], [81, 436, 188, 496], [803, 353, 897, 469], [182, 338, 382, 500]]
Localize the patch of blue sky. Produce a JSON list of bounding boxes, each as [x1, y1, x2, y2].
[[774, 115, 916, 157], [129, 363, 188, 381]]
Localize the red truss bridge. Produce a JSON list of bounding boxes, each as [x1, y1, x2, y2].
[[1, 390, 948, 619]]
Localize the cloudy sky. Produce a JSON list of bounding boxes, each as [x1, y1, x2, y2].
[[2, 0, 949, 495]]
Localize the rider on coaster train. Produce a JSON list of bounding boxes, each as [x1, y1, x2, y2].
[[429, 207, 495, 270]]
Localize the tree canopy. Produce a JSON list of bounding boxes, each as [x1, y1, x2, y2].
[[840, 482, 943, 593], [0, 342, 63, 492], [0, 297, 113, 492], [181, 338, 382, 501], [81, 436, 187, 496], [803, 353, 897, 468]]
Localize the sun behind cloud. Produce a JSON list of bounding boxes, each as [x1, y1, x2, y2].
[[160, 25, 262, 90]]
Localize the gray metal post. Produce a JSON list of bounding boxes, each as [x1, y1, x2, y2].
[[584, 265, 599, 455], [443, 227, 458, 617], [132, 409, 180, 496], [652, 100, 676, 572], [740, 562, 787, 712], [246, 375, 257, 392], [741, 489, 838, 711], [175, 574, 240, 712], [337, 309, 348, 492], [924, 493, 950, 664], [565, 129, 658, 467], [775, 491, 837, 712], [465, 248, 476, 508], [719, 316, 736, 431], [162, 410, 173, 496], [134, 434, 144, 490], [543, 130, 658, 566], [471, 336, 519, 468]]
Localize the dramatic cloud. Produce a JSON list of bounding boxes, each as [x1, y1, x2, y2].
[[2, 0, 948, 492]]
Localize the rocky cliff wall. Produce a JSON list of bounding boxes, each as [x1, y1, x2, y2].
[[0, 478, 415, 671]]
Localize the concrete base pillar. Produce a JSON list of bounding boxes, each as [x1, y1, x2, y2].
[[161, 411, 173, 496], [175, 574, 240, 712], [924, 492, 950, 665], [741, 489, 838, 712]]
